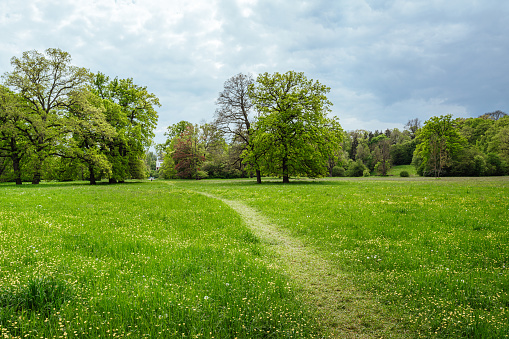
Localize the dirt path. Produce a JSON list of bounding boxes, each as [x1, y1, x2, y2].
[[197, 191, 401, 338]]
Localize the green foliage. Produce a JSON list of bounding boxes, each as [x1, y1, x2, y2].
[[0, 86, 28, 184], [172, 125, 206, 179], [245, 71, 343, 183], [362, 169, 370, 177], [485, 153, 507, 176], [399, 170, 410, 177], [164, 120, 193, 142], [1, 50, 159, 185], [390, 139, 416, 165], [346, 160, 367, 177], [90, 73, 160, 183], [414, 115, 464, 177], [3, 48, 92, 184], [331, 166, 345, 177], [158, 153, 177, 179], [372, 138, 391, 176]]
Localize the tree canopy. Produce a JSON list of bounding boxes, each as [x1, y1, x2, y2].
[[414, 115, 464, 177], [244, 71, 343, 183], [1, 49, 159, 184]]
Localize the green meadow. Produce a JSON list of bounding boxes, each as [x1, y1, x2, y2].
[[0, 177, 508, 338]]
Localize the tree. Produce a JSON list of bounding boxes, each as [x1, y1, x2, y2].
[[245, 71, 342, 183], [414, 115, 464, 177], [479, 110, 507, 121], [371, 135, 391, 176], [145, 151, 157, 177], [200, 123, 229, 178], [172, 125, 205, 179], [2, 48, 91, 184], [214, 73, 261, 182], [405, 118, 422, 139], [91, 73, 160, 182], [63, 90, 117, 184], [0, 86, 28, 184], [486, 116, 509, 164]]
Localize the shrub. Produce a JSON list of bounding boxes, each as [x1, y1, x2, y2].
[[363, 169, 370, 177], [346, 160, 366, 177], [400, 170, 410, 177], [331, 166, 345, 177], [197, 170, 208, 179]]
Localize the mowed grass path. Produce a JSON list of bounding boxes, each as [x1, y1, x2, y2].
[[176, 177, 509, 338], [0, 182, 320, 338]]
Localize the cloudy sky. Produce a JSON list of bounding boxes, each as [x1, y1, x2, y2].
[[1, 0, 508, 144]]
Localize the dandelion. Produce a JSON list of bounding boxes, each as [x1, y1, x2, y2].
[[204, 296, 209, 300]]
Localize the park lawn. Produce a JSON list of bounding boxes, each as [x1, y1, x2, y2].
[[0, 181, 320, 338], [387, 164, 417, 177], [176, 176, 509, 338]]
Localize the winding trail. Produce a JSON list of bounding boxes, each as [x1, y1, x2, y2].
[[197, 191, 401, 338]]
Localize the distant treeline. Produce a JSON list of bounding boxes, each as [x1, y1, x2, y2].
[[155, 111, 508, 181], [2, 54, 508, 184], [334, 111, 508, 177]]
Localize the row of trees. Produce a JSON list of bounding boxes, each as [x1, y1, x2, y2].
[[157, 71, 508, 181], [329, 111, 508, 178], [157, 71, 508, 182], [2, 51, 507, 184], [413, 112, 509, 177], [157, 72, 343, 183], [0, 49, 159, 184]]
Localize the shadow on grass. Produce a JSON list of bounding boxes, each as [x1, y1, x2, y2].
[[176, 177, 350, 187], [0, 180, 149, 189]]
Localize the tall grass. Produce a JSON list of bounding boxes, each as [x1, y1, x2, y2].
[[178, 177, 509, 338], [0, 182, 319, 338]]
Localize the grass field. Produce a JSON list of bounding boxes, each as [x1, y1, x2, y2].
[[1, 177, 508, 338], [176, 176, 509, 338], [387, 165, 417, 177], [0, 182, 319, 338]]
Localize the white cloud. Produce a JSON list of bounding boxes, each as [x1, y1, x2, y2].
[[1, 0, 508, 145]]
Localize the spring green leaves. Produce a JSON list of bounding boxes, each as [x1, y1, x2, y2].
[[244, 71, 343, 183]]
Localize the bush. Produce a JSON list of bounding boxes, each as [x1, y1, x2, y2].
[[400, 170, 410, 177], [197, 170, 208, 179], [363, 169, 370, 177], [331, 166, 345, 177], [346, 160, 366, 177]]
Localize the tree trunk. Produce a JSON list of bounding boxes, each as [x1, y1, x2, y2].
[[11, 155, 22, 185], [89, 165, 96, 185], [282, 156, 289, 183], [256, 169, 262, 184], [9, 137, 22, 185], [32, 168, 41, 184]]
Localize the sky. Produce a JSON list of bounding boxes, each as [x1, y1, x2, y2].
[[1, 0, 508, 145]]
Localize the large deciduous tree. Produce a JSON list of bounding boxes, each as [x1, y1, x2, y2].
[[0, 86, 28, 184], [172, 125, 205, 179], [64, 90, 117, 184], [414, 114, 464, 177], [91, 73, 160, 182], [245, 71, 342, 183], [371, 134, 391, 176], [214, 73, 261, 182], [2, 48, 91, 184]]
